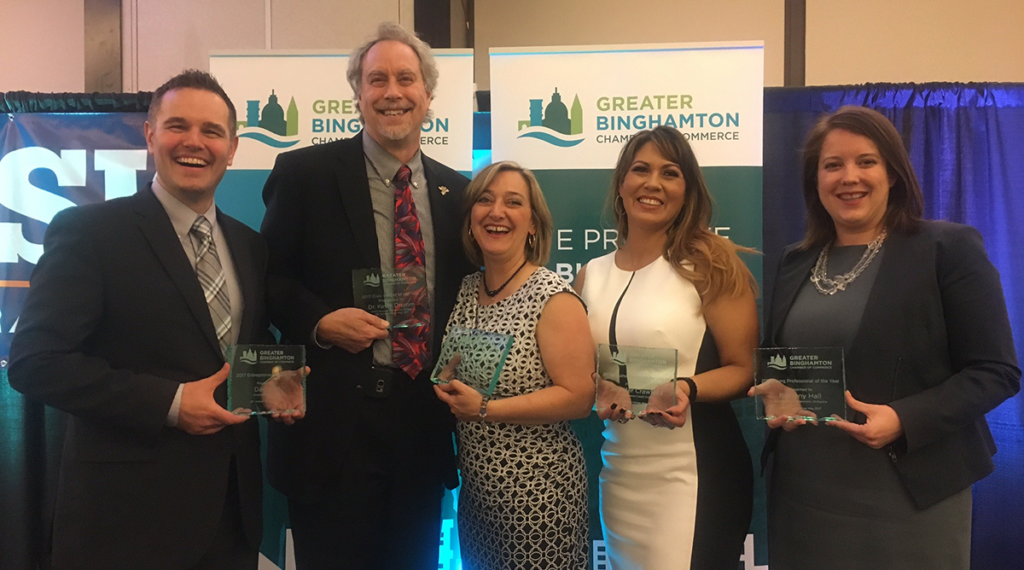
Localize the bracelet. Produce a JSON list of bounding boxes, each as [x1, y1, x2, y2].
[[478, 395, 491, 420], [678, 377, 697, 403]]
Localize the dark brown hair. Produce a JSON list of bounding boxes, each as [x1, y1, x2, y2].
[[800, 105, 924, 248], [148, 69, 237, 136], [609, 126, 756, 304]]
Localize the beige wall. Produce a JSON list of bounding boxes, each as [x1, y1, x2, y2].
[[271, 0, 406, 49], [124, 0, 406, 92], [5, 0, 1024, 93], [131, 0, 266, 92], [474, 0, 786, 90], [0, 0, 85, 92], [451, 0, 468, 49], [806, 0, 1024, 84]]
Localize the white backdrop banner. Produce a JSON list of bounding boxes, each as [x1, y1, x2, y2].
[[210, 49, 475, 171], [490, 42, 764, 169], [488, 41, 768, 568]]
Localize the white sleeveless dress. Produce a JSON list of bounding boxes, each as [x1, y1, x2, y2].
[[581, 252, 752, 569]]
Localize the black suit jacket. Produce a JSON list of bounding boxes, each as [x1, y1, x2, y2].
[[764, 220, 1020, 508], [260, 134, 476, 502], [8, 186, 268, 570]]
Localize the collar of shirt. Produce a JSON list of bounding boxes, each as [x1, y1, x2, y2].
[[361, 130, 425, 188], [151, 175, 219, 239]]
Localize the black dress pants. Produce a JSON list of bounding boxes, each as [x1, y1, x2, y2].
[[189, 459, 258, 570], [289, 469, 444, 570]]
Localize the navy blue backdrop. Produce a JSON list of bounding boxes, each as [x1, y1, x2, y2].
[[763, 83, 1024, 569]]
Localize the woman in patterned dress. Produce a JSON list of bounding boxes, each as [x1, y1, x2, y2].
[[433, 161, 595, 570]]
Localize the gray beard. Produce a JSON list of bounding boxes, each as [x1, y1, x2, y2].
[[379, 123, 415, 141]]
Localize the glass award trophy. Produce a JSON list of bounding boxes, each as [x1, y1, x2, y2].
[[431, 326, 514, 396], [596, 344, 679, 414], [754, 347, 846, 422], [352, 267, 427, 329], [226, 345, 306, 416]]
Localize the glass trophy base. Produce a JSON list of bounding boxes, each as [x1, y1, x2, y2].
[[754, 347, 846, 422], [353, 268, 427, 328], [227, 344, 306, 416], [760, 414, 843, 423], [432, 326, 514, 396], [595, 344, 679, 416]]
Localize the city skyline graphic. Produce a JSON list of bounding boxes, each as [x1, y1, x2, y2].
[[237, 90, 300, 148], [766, 353, 787, 370], [516, 88, 585, 147]]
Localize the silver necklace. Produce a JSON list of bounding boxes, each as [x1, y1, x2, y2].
[[810, 230, 888, 295]]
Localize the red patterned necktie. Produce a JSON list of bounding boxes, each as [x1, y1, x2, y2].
[[392, 165, 430, 378]]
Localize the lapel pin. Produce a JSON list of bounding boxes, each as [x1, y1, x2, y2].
[[439, 185, 449, 196]]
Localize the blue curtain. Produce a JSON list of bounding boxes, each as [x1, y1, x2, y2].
[[763, 83, 1024, 569]]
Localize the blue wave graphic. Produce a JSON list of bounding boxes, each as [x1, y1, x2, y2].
[[517, 130, 585, 147], [239, 131, 300, 148]]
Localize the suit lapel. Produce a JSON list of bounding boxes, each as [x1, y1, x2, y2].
[[133, 185, 223, 357], [847, 232, 910, 349], [769, 246, 818, 346], [844, 231, 913, 400], [219, 212, 255, 343], [336, 134, 381, 269]]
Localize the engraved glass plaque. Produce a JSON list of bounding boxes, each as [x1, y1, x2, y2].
[[431, 326, 514, 396], [227, 344, 306, 416], [596, 344, 678, 412], [754, 347, 846, 422], [352, 267, 427, 329]]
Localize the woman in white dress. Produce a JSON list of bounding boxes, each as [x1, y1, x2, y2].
[[575, 126, 758, 569]]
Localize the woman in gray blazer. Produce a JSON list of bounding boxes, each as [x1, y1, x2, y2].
[[759, 106, 1020, 569]]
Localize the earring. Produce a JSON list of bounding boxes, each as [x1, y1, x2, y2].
[[468, 228, 476, 242], [614, 195, 626, 216], [527, 233, 536, 249]]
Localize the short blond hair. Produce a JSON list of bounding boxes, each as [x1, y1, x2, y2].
[[461, 162, 553, 266]]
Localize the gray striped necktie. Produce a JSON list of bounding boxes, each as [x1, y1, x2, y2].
[[189, 216, 231, 355]]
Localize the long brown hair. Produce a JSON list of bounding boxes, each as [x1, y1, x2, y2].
[[609, 126, 756, 304], [800, 106, 924, 248]]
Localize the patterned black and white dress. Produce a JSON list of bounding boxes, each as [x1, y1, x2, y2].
[[446, 268, 589, 570]]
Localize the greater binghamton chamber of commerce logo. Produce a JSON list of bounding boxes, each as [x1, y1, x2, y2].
[[236, 90, 300, 149], [516, 88, 584, 147], [238, 349, 258, 365], [766, 353, 787, 371]]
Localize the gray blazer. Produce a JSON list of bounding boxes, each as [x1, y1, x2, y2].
[[764, 220, 1020, 508]]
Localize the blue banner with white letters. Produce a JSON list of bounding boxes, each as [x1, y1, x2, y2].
[[0, 112, 154, 570], [0, 112, 153, 346]]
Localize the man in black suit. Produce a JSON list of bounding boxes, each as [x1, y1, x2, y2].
[[8, 70, 280, 570], [261, 22, 476, 570]]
